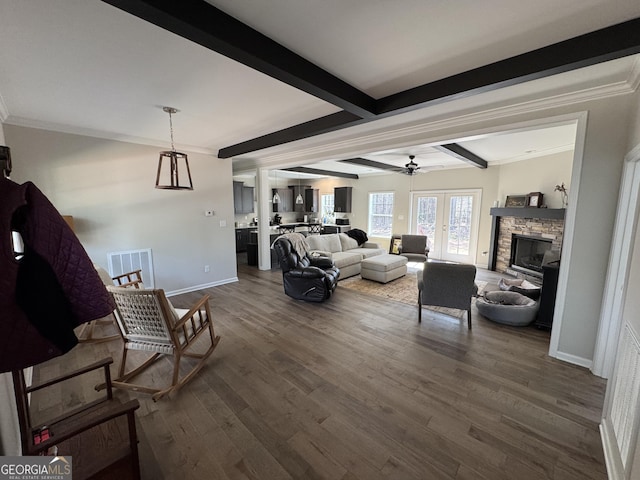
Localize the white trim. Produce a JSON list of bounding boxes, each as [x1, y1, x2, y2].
[[601, 418, 625, 480], [165, 277, 238, 297], [248, 81, 636, 166], [592, 143, 640, 378], [552, 351, 593, 369], [548, 112, 588, 361], [3, 115, 216, 156]]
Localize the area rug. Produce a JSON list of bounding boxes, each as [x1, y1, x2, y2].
[[340, 269, 486, 318]]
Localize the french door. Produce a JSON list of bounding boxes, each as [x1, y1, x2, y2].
[[411, 190, 481, 264]]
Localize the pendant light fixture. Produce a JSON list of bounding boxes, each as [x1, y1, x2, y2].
[[272, 170, 281, 203], [295, 174, 304, 204], [155, 107, 193, 190]]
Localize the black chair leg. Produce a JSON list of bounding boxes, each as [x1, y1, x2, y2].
[[418, 297, 422, 323], [467, 310, 472, 329]]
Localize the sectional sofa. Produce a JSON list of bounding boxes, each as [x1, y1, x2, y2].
[[306, 233, 385, 279]]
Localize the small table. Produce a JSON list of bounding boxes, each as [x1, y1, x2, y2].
[[361, 254, 408, 283]]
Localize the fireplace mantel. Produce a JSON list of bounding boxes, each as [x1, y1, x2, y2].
[[488, 208, 565, 271], [490, 207, 565, 220]]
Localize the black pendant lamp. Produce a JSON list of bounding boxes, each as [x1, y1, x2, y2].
[[155, 107, 193, 190]]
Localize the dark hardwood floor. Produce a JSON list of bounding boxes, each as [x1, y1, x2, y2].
[[30, 259, 607, 480]]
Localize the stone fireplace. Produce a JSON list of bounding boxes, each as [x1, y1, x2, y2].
[[489, 207, 565, 278], [509, 234, 554, 277]]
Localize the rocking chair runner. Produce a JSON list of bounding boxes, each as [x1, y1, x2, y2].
[[105, 286, 221, 401]]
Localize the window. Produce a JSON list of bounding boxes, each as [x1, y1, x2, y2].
[[368, 192, 394, 237], [321, 194, 334, 220]]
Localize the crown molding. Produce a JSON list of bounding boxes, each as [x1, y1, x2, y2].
[[2, 115, 218, 156], [628, 56, 640, 91], [250, 72, 638, 166]]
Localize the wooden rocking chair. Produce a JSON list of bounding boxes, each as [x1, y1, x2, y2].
[[77, 268, 145, 344], [13, 357, 141, 479], [105, 286, 221, 401]]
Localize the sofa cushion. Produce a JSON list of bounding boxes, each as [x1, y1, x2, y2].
[[357, 247, 386, 258], [307, 234, 343, 254], [331, 251, 362, 269], [339, 233, 359, 251]]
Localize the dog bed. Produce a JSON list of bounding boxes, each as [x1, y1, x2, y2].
[[476, 290, 539, 326]]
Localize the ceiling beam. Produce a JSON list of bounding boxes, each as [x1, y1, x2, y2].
[[283, 166, 359, 179], [433, 144, 487, 168], [101, 0, 377, 118], [218, 17, 640, 158], [340, 157, 400, 171], [219, 111, 365, 158]]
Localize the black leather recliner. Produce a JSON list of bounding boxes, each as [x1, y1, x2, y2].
[[273, 237, 340, 302]]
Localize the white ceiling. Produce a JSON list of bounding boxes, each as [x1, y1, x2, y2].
[[0, 0, 639, 177]]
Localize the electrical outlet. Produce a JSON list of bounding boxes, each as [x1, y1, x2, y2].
[[219, 220, 227, 227], [204, 265, 210, 273]]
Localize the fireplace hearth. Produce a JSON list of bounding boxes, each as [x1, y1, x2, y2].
[[510, 234, 552, 277]]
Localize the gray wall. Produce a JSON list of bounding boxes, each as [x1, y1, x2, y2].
[[4, 125, 237, 293]]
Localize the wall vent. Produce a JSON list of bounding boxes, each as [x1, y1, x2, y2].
[[610, 324, 640, 469], [107, 248, 154, 289]]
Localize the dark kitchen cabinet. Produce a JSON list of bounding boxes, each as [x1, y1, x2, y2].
[[233, 181, 243, 214], [334, 186, 352, 213], [241, 186, 254, 214], [272, 188, 293, 212], [235, 228, 251, 252], [289, 185, 308, 213], [233, 181, 255, 214], [305, 188, 319, 213]]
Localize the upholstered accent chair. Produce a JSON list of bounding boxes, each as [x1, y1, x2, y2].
[[398, 234, 429, 262], [417, 262, 477, 328], [273, 236, 340, 302]]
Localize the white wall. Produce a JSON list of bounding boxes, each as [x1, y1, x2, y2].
[[497, 151, 573, 209], [4, 125, 238, 293]]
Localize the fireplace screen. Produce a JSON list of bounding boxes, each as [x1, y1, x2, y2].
[[510, 235, 552, 275]]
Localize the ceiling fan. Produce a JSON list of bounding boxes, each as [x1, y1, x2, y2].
[[399, 155, 421, 175]]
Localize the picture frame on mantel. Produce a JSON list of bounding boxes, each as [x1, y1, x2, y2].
[[504, 194, 528, 208], [527, 192, 544, 208]]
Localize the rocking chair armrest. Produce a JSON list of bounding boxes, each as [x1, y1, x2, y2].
[[26, 357, 114, 394], [27, 399, 140, 454], [112, 269, 144, 288], [172, 294, 211, 330]]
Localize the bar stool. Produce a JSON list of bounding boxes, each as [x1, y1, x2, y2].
[[308, 223, 322, 235], [278, 225, 295, 234]]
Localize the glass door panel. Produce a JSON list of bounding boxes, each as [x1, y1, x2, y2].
[[412, 190, 480, 264], [415, 195, 438, 252], [444, 194, 474, 262]]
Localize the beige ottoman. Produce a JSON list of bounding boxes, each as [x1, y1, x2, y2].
[[361, 254, 408, 283]]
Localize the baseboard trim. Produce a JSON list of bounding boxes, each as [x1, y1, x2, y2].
[[551, 350, 593, 369], [600, 418, 624, 479], [166, 277, 239, 297]]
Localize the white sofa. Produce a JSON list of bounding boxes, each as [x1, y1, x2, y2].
[[306, 233, 385, 279]]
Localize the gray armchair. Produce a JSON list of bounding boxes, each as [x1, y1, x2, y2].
[[417, 262, 477, 328], [398, 234, 429, 262]]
